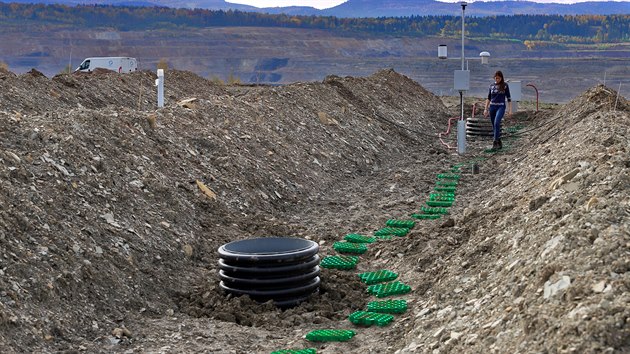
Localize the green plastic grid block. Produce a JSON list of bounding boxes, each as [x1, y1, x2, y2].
[[434, 186, 457, 193], [358, 269, 398, 285], [305, 329, 356, 342], [348, 311, 395, 327], [426, 200, 453, 208], [429, 192, 455, 199], [367, 299, 408, 314], [374, 235, 393, 240], [344, 233, 377, 244], [421, 206, 449, 215], [374, 227, 409, 237], [271, 349, 317, 354], [385, 219, 416, 229], [506, 125, 524, 133], [435, 180, 458, 187], [411, 213, 441, 220], [320, 255, 359, 270], [436, 173, 460, 180], [429, 195, 455, 202], [367, 281, 412, 298], [333, 241, 368, 254]]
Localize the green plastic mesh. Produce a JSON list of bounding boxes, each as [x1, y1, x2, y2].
[[366, 281, 412, 298], [305, 329, 356, 342], [367, 299, 408, 314], [358, 269, 398, 285]]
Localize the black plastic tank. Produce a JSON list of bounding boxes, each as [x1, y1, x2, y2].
[[217, 237, 320, 308]]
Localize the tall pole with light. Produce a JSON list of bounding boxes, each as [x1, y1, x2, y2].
[[461, 1, 466, 71], [438, 1, 490, 155], [458, 1, 466, 154]]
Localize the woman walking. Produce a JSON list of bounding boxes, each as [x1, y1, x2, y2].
[[483, 71, 512, 150]]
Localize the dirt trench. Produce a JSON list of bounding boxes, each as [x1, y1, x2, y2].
[[0, 68, 628, 353]]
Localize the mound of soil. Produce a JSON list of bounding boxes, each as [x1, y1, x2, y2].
[[397, 84, 630, 354], [0, 68, 628, 353]]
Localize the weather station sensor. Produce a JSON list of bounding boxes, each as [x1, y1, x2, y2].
[[438, 45, 447, 59], [454, 70, 470, 91], [507, 79, 522, 112], [436, 1, 492, 155], [480, 51, 490, 65]]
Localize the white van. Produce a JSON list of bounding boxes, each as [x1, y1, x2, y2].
[[75, 57, 137, 73]]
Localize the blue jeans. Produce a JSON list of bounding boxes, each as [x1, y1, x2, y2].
[[489, 105, 506, 141]]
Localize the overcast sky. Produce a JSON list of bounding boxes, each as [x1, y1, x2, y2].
[[227, 0, 629, 10]]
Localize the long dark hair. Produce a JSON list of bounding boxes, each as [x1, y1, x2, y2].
[[494, 71, 506, 93]]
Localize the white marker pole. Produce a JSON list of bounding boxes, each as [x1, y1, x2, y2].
[[156, 69, 164, 108], [457, 118, 466, 155]]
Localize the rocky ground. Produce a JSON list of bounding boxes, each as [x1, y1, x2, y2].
[[0, 67, 628, 353]]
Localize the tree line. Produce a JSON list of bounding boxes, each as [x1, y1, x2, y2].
[[0, 3, 628, 43]]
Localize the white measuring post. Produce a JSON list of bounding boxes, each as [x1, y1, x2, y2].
[[156, 69, 164, 108], [454, 70, 469, 155]]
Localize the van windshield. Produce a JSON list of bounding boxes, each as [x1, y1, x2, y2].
[[78, 60, 90, 70]]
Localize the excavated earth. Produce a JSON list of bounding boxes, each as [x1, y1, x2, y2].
[[0, 67, 628, 354]]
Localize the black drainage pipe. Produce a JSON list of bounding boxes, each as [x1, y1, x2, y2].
[[217, 237, 320, 308]]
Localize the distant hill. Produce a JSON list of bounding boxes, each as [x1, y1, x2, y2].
[[316, 0, 630, 17], [8, 0, 630, 16], [8, 0, 258, 11], [3, 2, 626, 43]]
